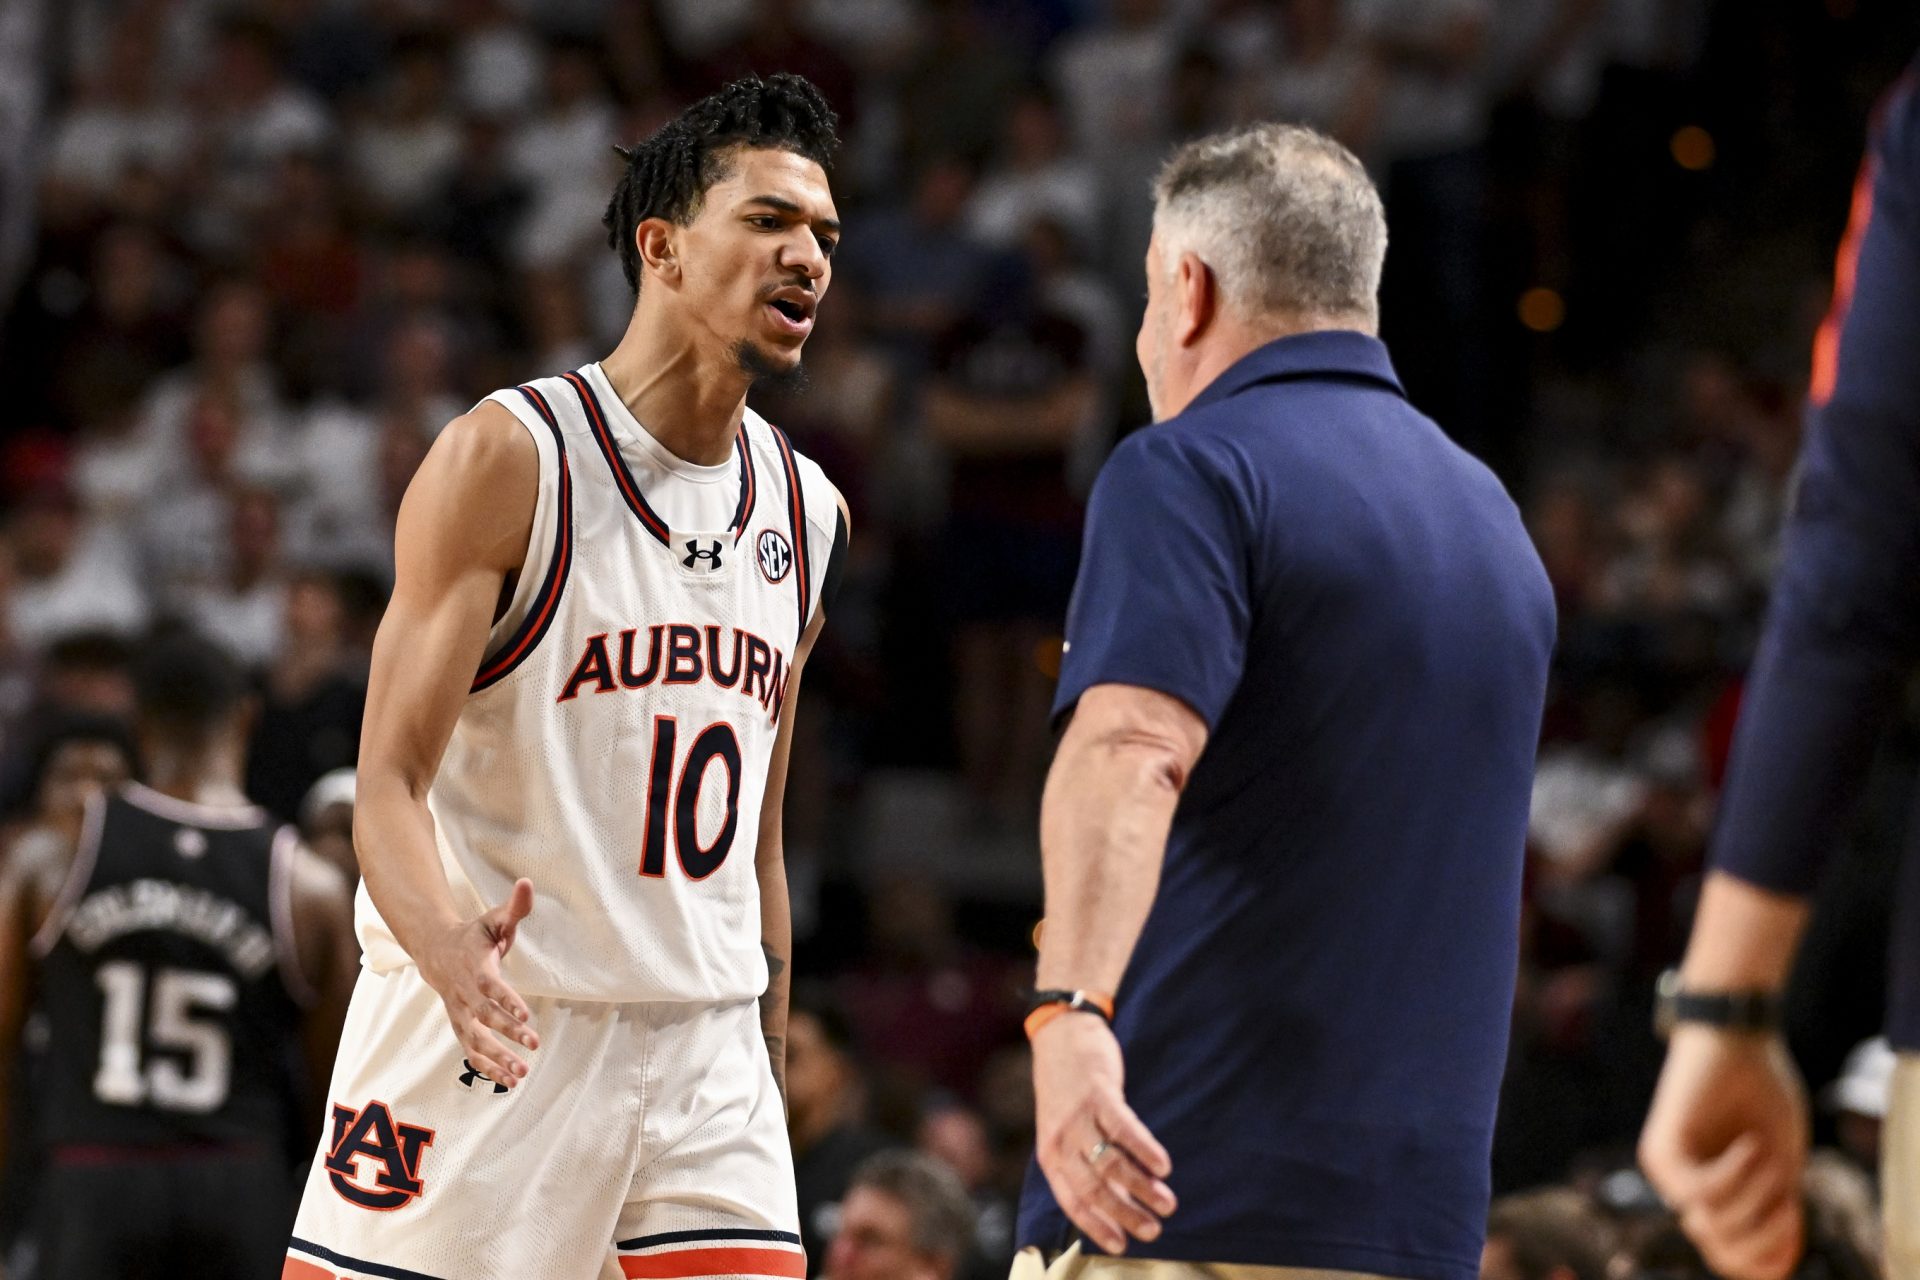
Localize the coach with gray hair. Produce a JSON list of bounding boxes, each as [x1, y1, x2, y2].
[[1013, 124, 1556, 1280]]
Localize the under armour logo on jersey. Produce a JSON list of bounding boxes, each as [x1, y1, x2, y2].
[[458, 1058, 509, 1094], [683, 539, 724, 571], [324, 1100, 435, 1210], [756, 528, 793, 585]]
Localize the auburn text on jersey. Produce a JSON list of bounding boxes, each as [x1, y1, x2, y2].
[[556, 623, 789, 722]]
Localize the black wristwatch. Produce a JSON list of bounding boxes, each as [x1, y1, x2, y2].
[[1653, 968, 1784, 1039]]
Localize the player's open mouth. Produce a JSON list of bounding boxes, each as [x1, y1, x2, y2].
[[764, 289, 815, 336]]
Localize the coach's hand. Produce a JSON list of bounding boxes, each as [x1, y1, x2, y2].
[[418, 878, 541, 1088], [1032, 1012, 1176, 1254], [1639, 1025, 1808, 1280]]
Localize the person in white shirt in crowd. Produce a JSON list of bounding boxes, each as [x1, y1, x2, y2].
[[349, 30, 463, 220], [5, 486, 147, 651], [965, 88, 1102, 259]]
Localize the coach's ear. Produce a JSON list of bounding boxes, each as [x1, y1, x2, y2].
[[636, 218, 680, 283], [1174, 249, 1215, 347]]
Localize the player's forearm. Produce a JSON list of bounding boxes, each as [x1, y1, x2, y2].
[[1034, 734, 1183, 994], [756, 850, 792, 1106], [1677, 871, 1811, 994], [355, 775, 465, 963]]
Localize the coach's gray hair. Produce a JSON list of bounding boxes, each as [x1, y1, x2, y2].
[[1152, 123, 1386, 329], [849, 1150, 976, 1263]]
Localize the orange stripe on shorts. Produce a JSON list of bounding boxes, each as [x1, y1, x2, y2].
[[618, 1245, 808, 1278], [283, 1257, 335, 1280]]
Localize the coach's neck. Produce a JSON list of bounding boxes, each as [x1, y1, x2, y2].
[[1154, 307, 1377, 422], [1144, 239, 1377, 422]]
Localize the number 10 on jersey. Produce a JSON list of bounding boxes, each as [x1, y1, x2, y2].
[[639, 716, 742, 880]]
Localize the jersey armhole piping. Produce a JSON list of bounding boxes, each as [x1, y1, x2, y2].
[[472, 384, 575, 693], [268, 825, 320, 1008], [27, 791, 108, 958]]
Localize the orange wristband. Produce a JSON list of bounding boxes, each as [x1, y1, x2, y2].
[[1023, 990, 1116, 1041]]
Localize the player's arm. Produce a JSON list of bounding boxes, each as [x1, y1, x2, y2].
[[355, 401, 544, 1087], [0, 829, 70, 1190], [755, 493, 849, 1107], [1639, 70, 1920, 1280], [288, 841, 358, 1134]]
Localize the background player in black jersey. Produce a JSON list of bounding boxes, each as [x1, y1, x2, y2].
[[0, 632, 358, 1280]]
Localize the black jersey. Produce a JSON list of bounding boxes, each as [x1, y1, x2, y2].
[[29, 782, 310, 1152]]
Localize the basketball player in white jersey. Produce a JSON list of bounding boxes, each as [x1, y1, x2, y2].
[[286, 74, 850, 1280]]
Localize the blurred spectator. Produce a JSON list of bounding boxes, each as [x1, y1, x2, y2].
[[350, 30, 462, 219], [844, 156, 999, 365], [126, 278, 291, 503], [426, 114, 531, 280], [450, 0, 544, 119], [523, 267, 596, 374], [299, 767, 358, 887], [507, 40, 617, 269], [1822, 1035, 1895, 1178], [1480, 1187, 1616, 1280], [135, 390, 260, 605], [837, 878, 1024, 1107], [42, 18, 192, 202], [1628, 1160, 1881, 1280], [916, 1102, 1014, 1279], [698, 0, 860, 131], [788, 989, 894, 1277], [963, 87, 1099, 257], [7, 486, 147, 647], [1049, 0, 1179, 166], [925, 283, 1095, 826], [191, 15, 332, 247], [48, 221, 190, 435], [260, 149, 366, 390], [27, 633, 135, 724], [1, 712, 138, 849], [1353, 0, 1496, 448], [897, 0, 1025, 168], [824, 1150, 977, 1280], [0, 541, 38, 757], [245, 570, 366, 821], [175, 488, 289, 668], [1803, 1149, 1884, 1277], [1244, 0, 1386, 164]]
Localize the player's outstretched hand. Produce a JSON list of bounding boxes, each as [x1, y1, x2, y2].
[[1031, 1012, 1177, 1255], [418, 878, 541, 1088], [1638, 1025, 1809, 1280]]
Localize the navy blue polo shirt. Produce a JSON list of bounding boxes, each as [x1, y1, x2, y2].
[[1709, 63, 1920, 1047], [1017, 332, 1556, 1280]]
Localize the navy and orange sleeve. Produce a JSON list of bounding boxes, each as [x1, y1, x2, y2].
[[1710, 67, 1920, 895], [1053, 430, 1251, 732]]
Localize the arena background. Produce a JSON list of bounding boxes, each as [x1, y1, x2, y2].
[[0, 1, 1915, 1276]]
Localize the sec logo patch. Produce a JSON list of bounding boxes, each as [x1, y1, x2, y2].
[[756, 529, 793, 585]]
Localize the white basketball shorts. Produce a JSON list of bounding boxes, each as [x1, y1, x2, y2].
[[284, 964, 802, 1280]]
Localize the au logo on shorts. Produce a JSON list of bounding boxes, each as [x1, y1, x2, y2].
[[756, 529, 793, 585], [324, 1100, 435, 1210]]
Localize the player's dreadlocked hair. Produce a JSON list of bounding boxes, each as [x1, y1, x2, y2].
[[603, 73, 840, 294]]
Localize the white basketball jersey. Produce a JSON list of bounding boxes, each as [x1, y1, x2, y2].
[[355, 362, 839, 1004]]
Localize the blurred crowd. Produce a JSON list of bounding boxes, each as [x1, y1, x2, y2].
[[2, 0, 1917, 1276]]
